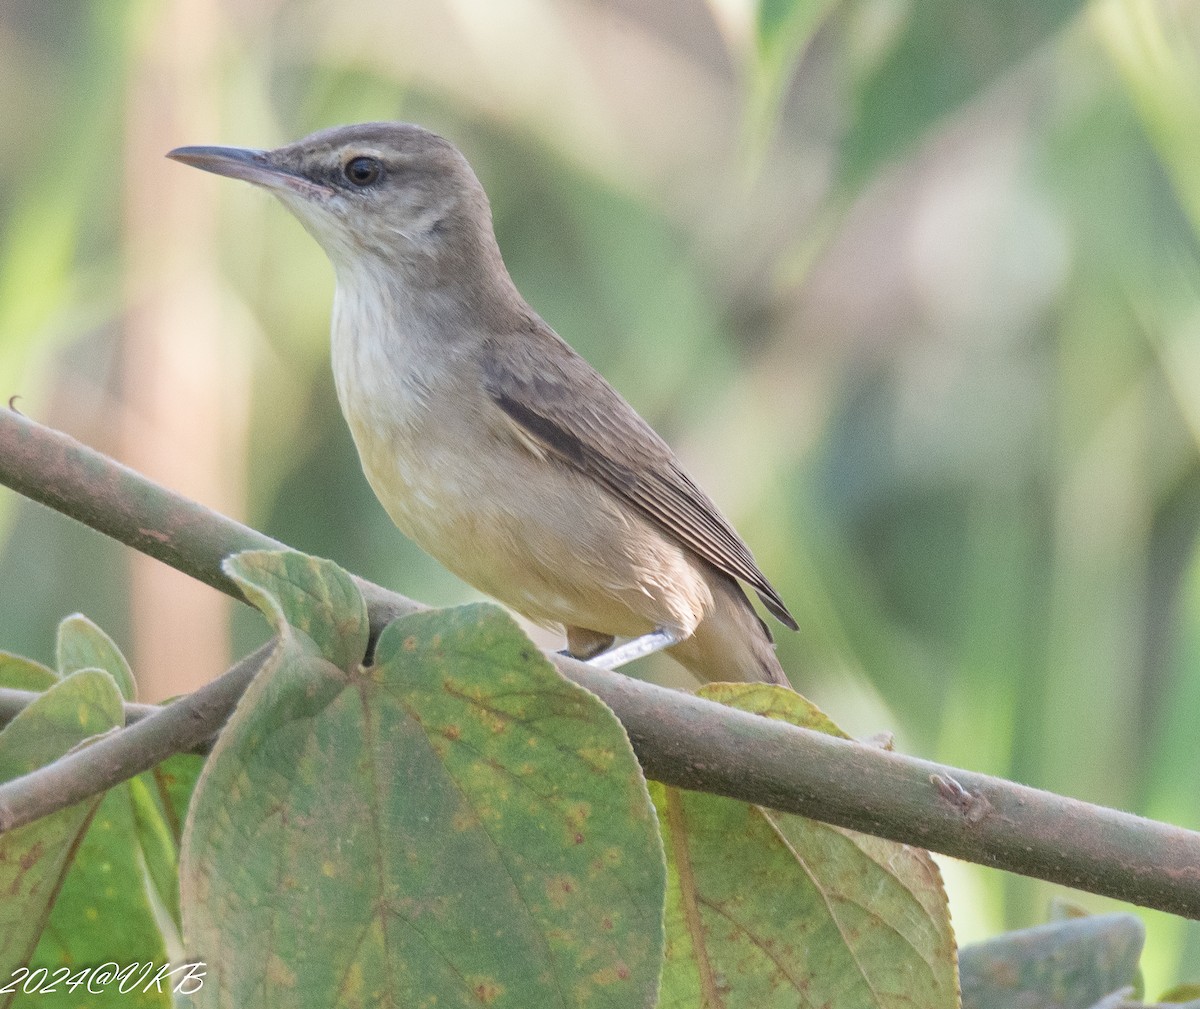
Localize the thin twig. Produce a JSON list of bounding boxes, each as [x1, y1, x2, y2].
[[0, 643, 271, 830], [1, 408, 1200, 918], [0, 687, 212, 756]]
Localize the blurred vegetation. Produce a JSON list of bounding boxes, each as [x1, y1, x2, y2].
[[2, 0, 1200, 990]]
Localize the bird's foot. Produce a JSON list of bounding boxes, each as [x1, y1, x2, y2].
[[586, 628, 681, 671]]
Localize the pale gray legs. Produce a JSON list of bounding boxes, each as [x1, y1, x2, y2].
[[586, 628, 681, 671]]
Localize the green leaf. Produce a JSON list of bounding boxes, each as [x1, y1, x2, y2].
[[19, 785, 173, 1008], [840, 0, 1088, 190], [182, 549, 665, 1008], [145, 752, 204, 847], [1158, 982, 1200, 1004], [0, 653, 57, 692], [757, 0, 809, 51], [754, 0, 839, 91], [134, 748, 208, 930], [653, 682, 958, 1008], [1096, 0, 1200, 242], [748, 0, 840, 164], [0, 669, 121, 783], [0, 623, 174, 1007], [129, 771, 186, 931], [0, 669, 123, 994], [226, 549, 368, 670], [958, 914, 1144, 1009], [56, 613, 136, 701]]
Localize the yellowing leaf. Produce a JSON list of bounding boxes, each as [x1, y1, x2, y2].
[[653, 682, 958, 1008], [181, 549, 665, 1008]]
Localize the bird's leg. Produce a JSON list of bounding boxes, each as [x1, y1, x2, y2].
[[586, 628, 682, 671], [561, 626, 616, 661]]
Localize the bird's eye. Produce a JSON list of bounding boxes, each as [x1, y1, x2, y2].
[[343, 156, 382, 187]]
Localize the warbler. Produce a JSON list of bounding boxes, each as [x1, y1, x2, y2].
[[169, 123, 796, 684]]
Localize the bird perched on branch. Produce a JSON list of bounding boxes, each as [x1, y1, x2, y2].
[[168, 123, 796, 685]]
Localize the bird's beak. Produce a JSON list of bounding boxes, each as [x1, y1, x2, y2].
[[166, 145, 333, 198]]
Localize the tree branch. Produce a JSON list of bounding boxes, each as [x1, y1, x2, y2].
[[0, 643, 268, 825], [1, 407, 1200, 918], [0, 402, 423, 629]]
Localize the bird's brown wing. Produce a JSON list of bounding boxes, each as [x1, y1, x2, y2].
[[481, 324, 798, 631]]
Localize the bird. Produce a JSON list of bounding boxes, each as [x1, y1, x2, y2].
[[167, 122, 796, 685]]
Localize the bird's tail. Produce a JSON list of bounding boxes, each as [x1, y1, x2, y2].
[[668, 572, 792, 687]]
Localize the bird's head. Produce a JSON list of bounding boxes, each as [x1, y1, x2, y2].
[[168, 122, 497, 281]]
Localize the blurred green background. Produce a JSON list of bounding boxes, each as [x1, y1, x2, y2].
[[2, 0, 1200, 989]]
